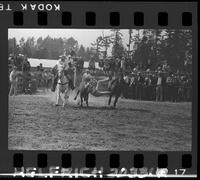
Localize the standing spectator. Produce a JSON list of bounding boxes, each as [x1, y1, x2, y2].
[[143, 76, 148, 100], [115, 58, 121, 72], [178, 76, 186, 102], [156, 72, 163, 101], [131, 61, 137, 69], [123, 73, 130, 98], [36, 65, 43, 88], [88, 54, 95, 72], [162, 73, 167, 101], [9, 66, 18, 96], [150, 73, 157, 101], [146, 59, 152, 70], [130, 74, 136, 99], [175, 75, 182, 102], [77, 57, 84, 70], [148, 74, 154, 101], [103, 58, 110, 74], [22, 57, 31, 93], [120, 57, 126, 72], [14, 54, 24, 71], [22, 57, 31, 72], [136, 72, 144, 100], [109, 58, 116, 72], [143, 74, 152, 101], [172, 75, 180, 102], [170, 74, 176, 102], [98, 58, 104, 69], [39, 63, 44, 72], [42, 69, 49, 91], [185, 75, 192, 101], [166, 73, 173, 101]]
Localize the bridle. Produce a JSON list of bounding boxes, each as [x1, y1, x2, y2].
[[57, 69, 69, 86]]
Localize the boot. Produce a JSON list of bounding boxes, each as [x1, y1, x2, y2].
[[51, 75, 58, 92], [69, 79, 75, 90]]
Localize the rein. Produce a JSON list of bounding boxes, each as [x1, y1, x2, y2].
[[57, 70, 69, 86], [58, 81, 69, 86]]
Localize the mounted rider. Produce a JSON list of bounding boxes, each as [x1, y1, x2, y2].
[[51, 54, 75, 92], [74, 69, 93, 101], [82, 69, 93, 88]]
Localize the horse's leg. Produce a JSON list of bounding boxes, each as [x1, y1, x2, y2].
[[113, 94, 120, 108], [80, 94, 83, 107], [56, 85, 62, 105], [74, 90, 80, 100], [86, 94, 89, 107], [63, 85, 69, 107], [108, 94, 112, 106]]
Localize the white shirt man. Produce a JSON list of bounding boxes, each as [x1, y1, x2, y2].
[[9, 66, 18, 96], [56, 56, 68, 71], [124, 75, 129, 84], [9, 69, 17, 83], [157, 76, 162, 85]]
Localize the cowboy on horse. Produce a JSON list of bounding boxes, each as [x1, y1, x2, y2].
[[51, 55, 75, 92], [74, 69, 93, 100], [51, 54, 75, 107]]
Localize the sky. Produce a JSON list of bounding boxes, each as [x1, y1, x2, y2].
[[8, 29, 141, 56]]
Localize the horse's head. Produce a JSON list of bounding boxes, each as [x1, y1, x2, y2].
[[57, 67, 69, 84], [87, 78, 97, 93], [58, 68, 63, 79]]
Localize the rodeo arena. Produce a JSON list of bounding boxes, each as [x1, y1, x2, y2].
[[8, 53, 192, 103], [8, 33, 192, 151]]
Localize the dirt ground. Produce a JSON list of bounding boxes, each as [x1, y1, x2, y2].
[[8, 90, 192, 151]]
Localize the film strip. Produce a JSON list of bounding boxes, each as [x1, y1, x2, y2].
[[0, 1, 198, 178]]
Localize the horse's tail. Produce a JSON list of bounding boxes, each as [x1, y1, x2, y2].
[[90, 89, 111, 97]]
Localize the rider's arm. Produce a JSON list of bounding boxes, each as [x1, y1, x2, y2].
[[100, 77, 109, 82], [52, 65, 57, 74]]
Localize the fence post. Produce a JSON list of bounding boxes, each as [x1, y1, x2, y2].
[[74, 67, 76, 87]]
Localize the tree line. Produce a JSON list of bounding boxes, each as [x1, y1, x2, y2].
[[9, 36, 94, 60], [8, 29, 192, 72]]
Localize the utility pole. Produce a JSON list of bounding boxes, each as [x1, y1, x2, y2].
[[91, 36, 102, 60], [100, 32, 112, 59], [153, 29, 159, 65], [127, 29, 133, 59]]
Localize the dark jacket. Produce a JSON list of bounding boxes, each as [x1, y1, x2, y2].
[[22, 60, 31, 72]]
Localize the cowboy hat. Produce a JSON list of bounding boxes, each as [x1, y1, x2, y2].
[[59, 55, 66, 59]]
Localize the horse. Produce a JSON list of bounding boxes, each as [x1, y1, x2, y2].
[[108, 74, 126, 108], [55, 67, 71, 107], [74, 79, 96, 107], [73, 73, 126, 108]]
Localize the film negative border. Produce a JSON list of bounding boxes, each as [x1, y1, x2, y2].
[[0, 1, 197, 28], [0, 1, 198, 178], [12, 11, 193, 27], [0, 152, 196, 177]]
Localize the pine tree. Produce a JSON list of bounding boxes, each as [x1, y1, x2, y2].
[[91, 36, 103, 60], [160, 29, 192, 72], [110, 29, 125, 59]]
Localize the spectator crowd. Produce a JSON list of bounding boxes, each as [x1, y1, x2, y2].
[[9, 53, 192, 102], [9, 54, 54, 95], [97, 57, 192, 102]]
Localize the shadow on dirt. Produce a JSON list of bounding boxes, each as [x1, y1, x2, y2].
[[68, 105, 152, 113]]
